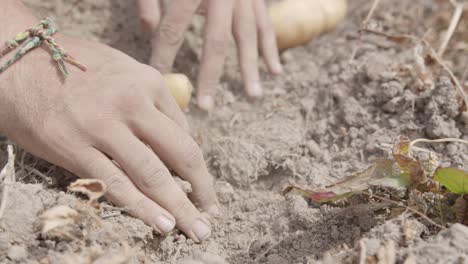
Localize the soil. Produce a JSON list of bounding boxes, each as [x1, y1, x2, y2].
[[1, 0, 468, 263]]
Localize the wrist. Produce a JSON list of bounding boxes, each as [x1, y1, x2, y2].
[[0, 0, 56, 134]]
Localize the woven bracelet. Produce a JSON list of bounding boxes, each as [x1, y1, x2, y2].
[[0, 17, 86, 78]]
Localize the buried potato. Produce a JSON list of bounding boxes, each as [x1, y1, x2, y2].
[[269, 0, 348, 50], [164, 73, 193, 110]]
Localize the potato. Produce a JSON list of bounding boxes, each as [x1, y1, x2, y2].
[[318, 0, 348, 32], [163, 73, 193, 110], [269, 0, 347, 51]]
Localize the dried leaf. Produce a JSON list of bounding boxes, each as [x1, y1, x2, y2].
[[283, 159, 409, 203], [421, 151, 440, 179], [40, 205, 79, 237], [68, 179, 106, 205], [392, 136, 426, 184], [453, 195, 468, 226], [0, 145, 15, 220], [282, 186, 353, 203], [433, 167, 468, 194], [0, 145, 15, 182], [174, 176, 192, 194]]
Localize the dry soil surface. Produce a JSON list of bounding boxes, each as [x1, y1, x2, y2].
[[1, 0, 468, 263]]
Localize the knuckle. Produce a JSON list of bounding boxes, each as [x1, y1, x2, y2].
[[180, 141, 204, 170], [138, 65, 164, 85], [111, 85, 141, 106], [114, 86, 148, 112], [190, 181, 214, 203], [206, 36, 229, 56], [170, 198, 194, 217], [232, 29, 243, 43], [86, 119, 110, 132], [150, 60, 171, 74], [156, 21, 184, 46], [90, 121, 122, 141], [259, 22, 275, 37], [140, 14, 159, 32], [139, 165, 171, 190], [145, 71, 169, 97], [128, 196, 149, 217], [100, 171, 126, 192], [235, 30, 256, 46]]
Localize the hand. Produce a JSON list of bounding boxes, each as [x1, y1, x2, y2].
[[0, 35, 219, 242], [138, 0, 283, 111]]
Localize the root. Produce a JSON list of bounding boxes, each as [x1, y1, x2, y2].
[[410, 138, 468, 149]]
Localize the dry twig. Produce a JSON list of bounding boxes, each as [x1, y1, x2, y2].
[[438, 1, 465, 57], [360, 28, 468, 108], [0, 146, 15, 220], [361, 191, 447, 230], [350, 0, 382, 60], [358, 238, 368, 264], [254, 239, 285, 261], [363, 0, 381, 26]]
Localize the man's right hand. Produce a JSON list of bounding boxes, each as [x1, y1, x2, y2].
[[0, 33, 219, 242]]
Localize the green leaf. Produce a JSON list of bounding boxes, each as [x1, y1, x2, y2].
[[434, 167, 468, 194]]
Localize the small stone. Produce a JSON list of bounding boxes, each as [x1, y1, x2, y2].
[[7, 245, 28, 261], [174, 176, 192, 194], [215, 181, 235, 204], [331, 225, 339, 240], [267, 254, 288, 264], [446, 143, 458, 155], [306, 140, 321, 157]]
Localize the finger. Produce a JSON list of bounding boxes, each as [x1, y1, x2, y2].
[[196, 0, 208, 15], [233, 0, 262, 98], [146, 68, 190, 131], [132, 109, 219, 216], [94, 125, 212, 242], [75, 148, 176, 234], [196, 0, 236, 111], [253, 0, 282, 74], [149, 0, 203, 73], [138, 0, 162, 33]]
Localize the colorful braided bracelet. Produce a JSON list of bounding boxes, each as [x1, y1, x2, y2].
[[0, 18, 86, 78]]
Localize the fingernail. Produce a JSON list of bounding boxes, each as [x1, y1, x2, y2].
[[192, 219, 211, 242], [207, 204, 221, 217], [248, 82, 263, 98], [155, 215, 175, 234], [272, 62, 283, 74], [198, 95, 214, 111]]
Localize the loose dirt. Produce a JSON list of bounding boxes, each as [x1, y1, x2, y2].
[[1, 0, 467, 263]]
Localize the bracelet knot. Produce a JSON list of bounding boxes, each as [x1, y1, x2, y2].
[[0, 17, 86, 78]]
